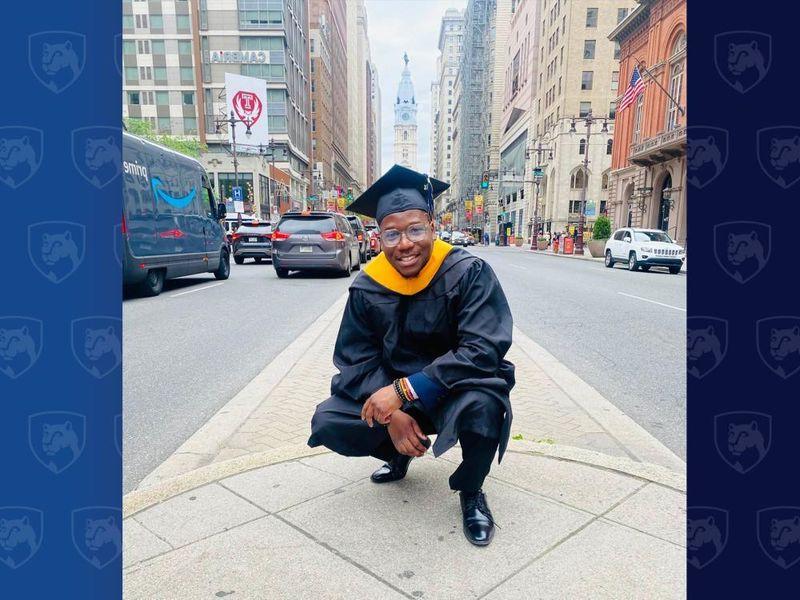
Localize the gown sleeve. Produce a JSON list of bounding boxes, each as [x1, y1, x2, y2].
[[330, 289, 391, 402], [407, 260, 513, 413]]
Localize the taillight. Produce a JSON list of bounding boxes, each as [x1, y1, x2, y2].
[[272, 231, 290, 241], [321, 231, 345, 242], [121, 214, 128, 235], [232, 232, 241, 241]]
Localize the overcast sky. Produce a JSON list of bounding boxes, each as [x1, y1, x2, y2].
[[364, 0, 467, 176]]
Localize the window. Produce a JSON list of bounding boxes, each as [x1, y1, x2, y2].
[[123, 15, 134, 30], [183, 92, 195, 105], [665, 32, 686, 132], [135, 14, 148, 28], [581, 71, 593, 90], [152, 40, 165, 55], [128, 91, 141, 105], [614, 41, 621, 60], [150, 15, 163, 30], [153, 67, 167, 81], [569, 200, 583, 213], [158, 117, 171, 133], [125, 67, 138, 82], [176, 15, 191, 31], [579, 139, 586, 155], [156, 91, 169, 106], [240, 0, 284, 29], [184, 117, 198, 134], [607, 139, 613, 154], [139, 66, 152, 80], [633, 93, 645, 142], [617, 8, 629, 23], [579, 101, 591, 117], [180, 67, 194, 82], [586, 8, 598, 27], [583, 40, 596, 60], [570, 169, 587, 189], [601, 172, 609, 190], [179, 40, 192, 55], [609, 101, 617, 119], [136, 40, 149, 54], [611, 71, 619, 91]]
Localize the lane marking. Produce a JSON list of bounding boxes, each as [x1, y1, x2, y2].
[[617, 292, 686, 312], [170, 282, 225, 298]]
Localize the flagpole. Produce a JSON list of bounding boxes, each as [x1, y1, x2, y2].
[[634, 58, 685, 116]]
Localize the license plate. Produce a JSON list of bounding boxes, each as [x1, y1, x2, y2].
[[299, 246, 312, 253], [248, 237, 258, 242]]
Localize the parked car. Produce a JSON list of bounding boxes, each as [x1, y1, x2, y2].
[[122, 132, 229, 296], [232, 222, 273, 264], [271, 211, 361, 278], [439, 230, 452, 241], [604, 228, 685, 274], [465, 233, 476, 246], [450, 231, 467, 246], [345, 215, 369, 263]]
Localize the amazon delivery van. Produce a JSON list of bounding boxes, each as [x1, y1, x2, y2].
[[121, 132, 230, 296]]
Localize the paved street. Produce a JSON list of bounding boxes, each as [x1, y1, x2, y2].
[[122, 262, 353, 492], [472, 246, 686, 459]]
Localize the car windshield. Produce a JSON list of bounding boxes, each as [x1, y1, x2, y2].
[[236, 225, 272, 234], [277, 217, 336, 234], [634, 231, 673, 243], [346, 217, 363, 230]]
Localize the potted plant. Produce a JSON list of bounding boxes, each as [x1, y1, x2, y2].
[[536, 236, 548, 251], [588, 215, 611, 258]]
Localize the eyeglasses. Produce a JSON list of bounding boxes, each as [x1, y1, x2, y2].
[[380, 224, 431, 247]]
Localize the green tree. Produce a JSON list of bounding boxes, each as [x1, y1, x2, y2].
[[592, 215, 612, 240], [124, 118, 206, 158]]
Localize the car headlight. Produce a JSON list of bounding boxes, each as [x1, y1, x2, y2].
[[640, 245, 653, 252], [677, 247, 685, 254]]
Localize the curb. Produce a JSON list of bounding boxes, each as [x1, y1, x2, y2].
[[137, 291, 349, 489], [123, 439, 685, 520], [513, 326, 686, 473]]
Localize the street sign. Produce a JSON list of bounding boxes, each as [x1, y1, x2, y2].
[[533, 167, 543, 182], [232, 186, 243, 201]]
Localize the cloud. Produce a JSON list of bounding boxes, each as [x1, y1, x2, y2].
[[365, 0, 467, 175]]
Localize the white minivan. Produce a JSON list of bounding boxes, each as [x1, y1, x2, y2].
[[604, 228, 685, 274]]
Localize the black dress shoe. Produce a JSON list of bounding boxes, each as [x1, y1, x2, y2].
[[460, 490, 495, 546], [370, 454, 413, 483]]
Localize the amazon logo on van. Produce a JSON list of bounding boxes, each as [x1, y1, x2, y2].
[[151, 176, 197, 209], [123, 161, 148, 179]]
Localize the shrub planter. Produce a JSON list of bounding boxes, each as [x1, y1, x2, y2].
[[537, 239, 548, 251], [588, 239, 607, 258], [515, 238, 524, 247]]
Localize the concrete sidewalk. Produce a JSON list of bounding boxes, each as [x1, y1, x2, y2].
[[124, 292, 686, 599]]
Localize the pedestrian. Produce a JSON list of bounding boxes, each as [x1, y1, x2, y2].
[[483, 231, 490, 246], [308, 164, 515, 547]]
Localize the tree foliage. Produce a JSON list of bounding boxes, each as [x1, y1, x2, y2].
[[592, 215, 612, 240], [124, 118, 206, 158]]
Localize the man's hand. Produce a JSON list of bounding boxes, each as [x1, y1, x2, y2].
[[387, 410, 429, 457], [361, 384, 402, 427]]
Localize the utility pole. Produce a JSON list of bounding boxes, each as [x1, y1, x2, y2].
[[215, 110, 253, 203], [526, 141, 555, 249], [568, 111, 608, 255]]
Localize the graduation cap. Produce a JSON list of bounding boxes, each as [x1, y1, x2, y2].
[[346, 164, 450, 224]]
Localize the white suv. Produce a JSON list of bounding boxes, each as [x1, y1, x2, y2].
[[604, 228, 685, 274]]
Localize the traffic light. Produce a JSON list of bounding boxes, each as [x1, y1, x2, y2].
[[481, 172, 489, 189]]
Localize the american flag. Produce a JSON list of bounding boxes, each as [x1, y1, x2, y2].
[[619, 66, 645, 112]]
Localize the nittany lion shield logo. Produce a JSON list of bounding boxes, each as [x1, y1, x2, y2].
[[28, 221, 86, 284], [71, 126, 122, 189], [757, 316, 800, 380], [757, 126, 800, 189], [71, 316, 121, 379], [28, 411, 86, 474], [687, 317, 728, 379], [714, 411, 771, 474], [688, 506, 729, 569], [714, 31, 771, 94], [758, 507, 800, 569], [0, 126, 44, 190], [71, 507, 121, 569], [114, 414, 122, 456], [0, 506, 43, 570], [713, 221, 770, 284], [28, 31, 86, 94], [0, 316, 43, 380], [687, 126, 728, 189]]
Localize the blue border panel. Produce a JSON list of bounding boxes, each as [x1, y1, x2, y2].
[[690, 2, 800, 596], [0, 3, 121, 597]]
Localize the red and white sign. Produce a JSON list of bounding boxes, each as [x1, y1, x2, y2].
[[225, 73, 268, 152]]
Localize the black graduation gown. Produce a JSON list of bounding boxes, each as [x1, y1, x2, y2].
[[313, 247, 515, 462]]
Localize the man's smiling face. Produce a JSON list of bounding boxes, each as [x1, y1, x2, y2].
[[380, 209, 435, 278]]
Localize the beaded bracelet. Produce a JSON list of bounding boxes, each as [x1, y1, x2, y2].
[[393, 378, 410, 404]]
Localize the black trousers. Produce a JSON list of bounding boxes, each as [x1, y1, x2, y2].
[[309, 395, 502, 493]]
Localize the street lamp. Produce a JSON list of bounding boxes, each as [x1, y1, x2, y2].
[[258, 138, 279, 218], [525, 141, 555, 249], [567, 110, 609, 255], [214, 110, 253, 207]]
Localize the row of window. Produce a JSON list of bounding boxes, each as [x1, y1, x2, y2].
[[130, 115, 198, 135], [125, 66, 195, 84], [128, 90, 195, 106], [124, 14, 191, 32], [123, 39, 192, 56]]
